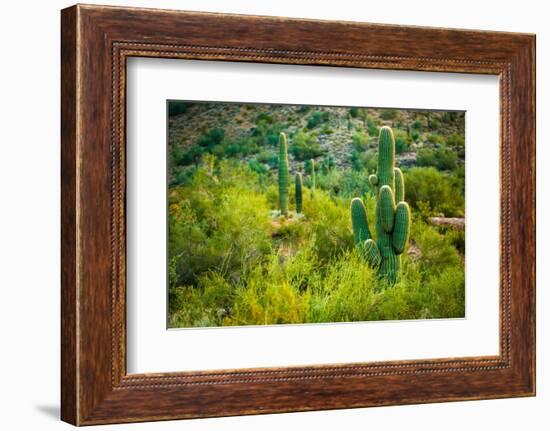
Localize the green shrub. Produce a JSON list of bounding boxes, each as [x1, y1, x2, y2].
[[351, 149, 377, 173], [168, 101, 188, 117], [256, 112, 274, 124], [169, 160, 273, 286], [404, 167, 464, 216], [428, 117, 441, 130], [290, 130, 323, 160], [426, 134, 444, 145], [417, 147, 457, 171], [306, 111, 324, 129], [366, 116, 380, 137], [352, 131, 369, 151], [412, 219, 461, 270], [197, 127, 225, 148], [248, 159, 268, 175], [380, 109, 400, 121], [393, 129, 411, 153], [442, 111, 459, 124], [447, 133, 465, 149]]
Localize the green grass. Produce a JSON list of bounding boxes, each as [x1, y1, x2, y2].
[[168, 158, 465, 328]]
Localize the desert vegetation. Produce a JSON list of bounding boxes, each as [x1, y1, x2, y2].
[[167, 102, 465, 328]]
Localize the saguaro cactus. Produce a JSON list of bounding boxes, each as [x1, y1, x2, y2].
[[278, 132, 289, 216], [310, 159, 316, 189], [295, 173, 303, 213], [350, 126, 411, 283]]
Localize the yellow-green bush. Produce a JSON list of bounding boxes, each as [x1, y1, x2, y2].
[[168, 157, 465, 328]]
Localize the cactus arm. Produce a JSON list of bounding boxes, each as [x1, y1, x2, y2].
[[295, 173, 303, 213], [278, 132, 289, 215], [369, 174, 378, 187], [394, 167, 405, 203], [351, 198, 372, 245], [379, 185, 395, 233], [362, 238, 382, 267], [392, 202, 410, 254], [377, 127, 395, 190]]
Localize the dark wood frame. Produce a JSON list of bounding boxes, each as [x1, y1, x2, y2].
[[61, 4, 536, 426]]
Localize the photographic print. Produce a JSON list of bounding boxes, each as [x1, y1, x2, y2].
[[167, 101, 466, 328]]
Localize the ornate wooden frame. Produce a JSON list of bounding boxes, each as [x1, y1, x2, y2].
[[61, 4, 535, 425]]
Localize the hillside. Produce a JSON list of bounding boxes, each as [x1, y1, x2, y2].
[[168, 102, 465, 183]]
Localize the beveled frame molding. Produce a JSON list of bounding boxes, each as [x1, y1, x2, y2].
[[61, 4, 535, 425]]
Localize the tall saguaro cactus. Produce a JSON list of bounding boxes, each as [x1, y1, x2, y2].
[[350, 126, 411, 283], [295, 173, 303, 213], [278, 132, 289, 216]]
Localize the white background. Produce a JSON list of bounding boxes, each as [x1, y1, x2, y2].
[[0, 0, 547, 430], [127, 59, 500, 373]]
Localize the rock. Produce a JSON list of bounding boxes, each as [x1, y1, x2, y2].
[[428, 217, 465, 230], [397, 151, 417, 167]]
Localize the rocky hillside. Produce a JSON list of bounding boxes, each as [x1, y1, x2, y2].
[[168, 101, 465, 180]]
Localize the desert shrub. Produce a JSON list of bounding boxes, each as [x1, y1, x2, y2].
[[364, 264, 464, 321], [380, 109, 400, 121], [366, 116, 380, 137], [248, 159, 268, 175], [168, 101, 188, 117], [251, 119, 285, 147], [302, 192, 354, 262], [417, 147, 457, 171], [412, 219, 461, 270], [290, 130, 323, 160], [426, 134, 445, 145], [169, 160, 273, 286], [445, 227, 465, 255], [169, 145, 184, 166], [256, 112, 274, 124], [351, 149, 377, 173], [442, 111, 459, 124], [337, 170, 374, 197], [167, 162, 465, 328], [320, 154, 336, 173], [393, 129, 411, 153], [307, 251, 378, 322], [315, 169, 342, 194], [321, 124, 334, 135], [197, 127, 225, 149], [222, 137, 259, 157], [428, 117, 441, 130], [349, 107, 359, 118], [352, 130, 369, 151], [170, 166, 196, 187], [306, 111, 324, 129], [447, 133, 465, 149], [404, 167, 464, 216], [316, 168, 374, 199], [255, 150, 274, 164], [177, 146, 203, 166]]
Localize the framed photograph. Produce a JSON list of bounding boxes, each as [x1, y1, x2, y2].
[[61, 4, 535, 425]]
